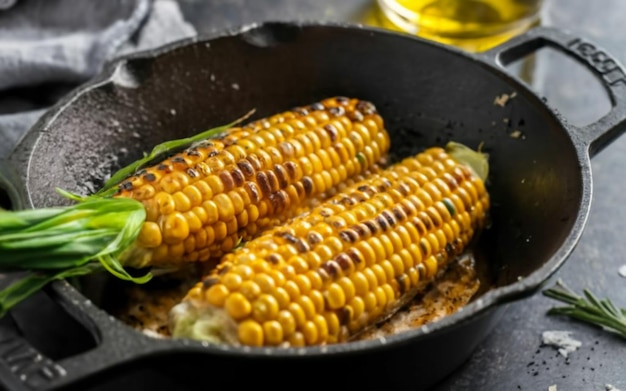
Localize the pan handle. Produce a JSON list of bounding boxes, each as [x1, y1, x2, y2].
[[480, 26, 626, 157], [0, 279, 173, 391]]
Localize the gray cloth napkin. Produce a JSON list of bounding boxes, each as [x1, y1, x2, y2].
[[0, 0, 197, 158]]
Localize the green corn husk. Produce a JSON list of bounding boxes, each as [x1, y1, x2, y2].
[[0, 111, 253, 316]]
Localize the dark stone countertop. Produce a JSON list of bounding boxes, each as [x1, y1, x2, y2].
[[175, 0, 626, 389]]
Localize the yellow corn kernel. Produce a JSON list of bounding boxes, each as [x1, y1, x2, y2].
[[170, 124, 489, 348], [238, 320, 264, 347], [205, 284, 229, 307], [263, 321, 284, 346], [113, 98, 392, 269], [136, 221, 162, 248], [225, 292, 252, 320], [326, 283, 346, 309], [161, 212, 190, 244]]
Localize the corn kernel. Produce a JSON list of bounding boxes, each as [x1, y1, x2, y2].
[[155, 192, 176, 215], [137, 221, 162, 247], [239, 280, 261, 300], [303, 321, 319, 345], [206, 284, 229, 307], [168, 109, 490, 347], [225, 292, 252, 320], [238, 320, 263, 346], [326, 283, 346, 309], [263, 321, 283, 346], [288, 302, 306, 327], [289, 332, 305, 347], [252, 294, 279, 322], [277, 310, 296, 336], [337, 277, 355, 303]]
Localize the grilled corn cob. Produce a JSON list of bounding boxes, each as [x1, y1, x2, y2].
[[0, 97, 390, 316], [169, 142, 490, 346], [117, 97, 390, 268]]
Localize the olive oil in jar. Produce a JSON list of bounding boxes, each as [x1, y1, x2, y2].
[[376, 0, 543, 52]]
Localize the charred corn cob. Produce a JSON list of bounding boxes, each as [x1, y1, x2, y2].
[[0, 97, 390, 316], [116, 97, 390, 268], [169, 142, 490, 347]]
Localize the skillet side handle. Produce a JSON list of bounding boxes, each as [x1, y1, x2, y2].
[[0, 280, 172, 391], [480, 26, 626, 158]]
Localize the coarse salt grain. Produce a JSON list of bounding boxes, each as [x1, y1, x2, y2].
[[541, 330, 582, 357]]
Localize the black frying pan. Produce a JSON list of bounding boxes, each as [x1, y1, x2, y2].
[[1, 21, 625, 391]]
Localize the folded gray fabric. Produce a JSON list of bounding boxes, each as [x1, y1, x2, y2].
[[0, 0, 197, 158]]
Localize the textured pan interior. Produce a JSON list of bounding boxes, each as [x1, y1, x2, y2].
[[7, 22, 585, 390], [17, 23, 581, 286]]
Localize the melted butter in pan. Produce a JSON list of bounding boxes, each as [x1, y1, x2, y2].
[[355, 253, 481, 341], [107, 251, 487, 342]]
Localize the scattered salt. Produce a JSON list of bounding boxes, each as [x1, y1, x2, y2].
[[542, 331, 582, 357]]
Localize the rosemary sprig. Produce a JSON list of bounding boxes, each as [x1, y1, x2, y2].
[[542, 279, 626, 340]]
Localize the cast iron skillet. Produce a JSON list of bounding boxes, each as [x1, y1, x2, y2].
[[1, 21, 626, 391]]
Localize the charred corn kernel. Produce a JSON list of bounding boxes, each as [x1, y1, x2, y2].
[[113, 97, 390, 268], [171, 142, 488, 347]]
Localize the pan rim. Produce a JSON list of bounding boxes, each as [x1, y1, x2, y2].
[[21, 20, 593, 357]]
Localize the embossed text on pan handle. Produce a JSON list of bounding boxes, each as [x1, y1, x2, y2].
[[566, 38, 626, 87], [481, 27, 626, 157]]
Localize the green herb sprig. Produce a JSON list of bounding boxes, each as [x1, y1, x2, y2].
[[542, 279, 626, 340], [0, 110, 255, 316]]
